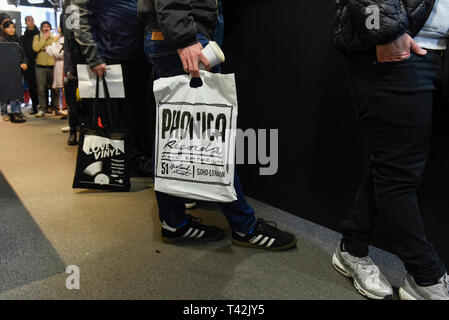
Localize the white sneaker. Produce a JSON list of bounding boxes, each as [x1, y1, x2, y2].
[[35, 111, 45, 118], [332, 240, 393, 299], [185, 202, 198, 209], [55, 109, 68, 116], [61, 126, 71, 133], [399, 273, 449, 300]]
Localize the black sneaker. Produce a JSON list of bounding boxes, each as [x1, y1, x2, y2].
[[10, 113, 26, 123], [161, 215, 225, 244], [232, 218, 297, 251]]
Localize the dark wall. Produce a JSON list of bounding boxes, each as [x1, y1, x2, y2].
[[222, 0, 449, 267]]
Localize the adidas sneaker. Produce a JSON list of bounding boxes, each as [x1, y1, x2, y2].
[[232, 218, 297, 251], [161, 215, 224, 244]]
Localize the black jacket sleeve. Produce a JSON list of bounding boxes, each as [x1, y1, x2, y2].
[[71, 0, 105, 68], [345, 0, 409, 46], [155, 0, 199, 49]]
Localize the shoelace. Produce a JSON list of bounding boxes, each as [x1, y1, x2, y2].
[[256, 218, 279, 235], [355, 257, 382, 284], [187, 214, 204, 225], [442, 274, 449, 295]]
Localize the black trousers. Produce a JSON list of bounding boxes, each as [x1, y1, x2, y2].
[[65, 77, 88, 131], [342, 52, 447, 284], [96, 59, 155, 160], [24, 63, 38, 111]]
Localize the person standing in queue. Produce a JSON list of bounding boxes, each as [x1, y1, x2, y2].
[[20, 16, 40, 115], [137, 0, 297, 250], [333, 0, 449, 300]]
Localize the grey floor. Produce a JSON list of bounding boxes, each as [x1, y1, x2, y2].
[[0, 107, 407, 300]]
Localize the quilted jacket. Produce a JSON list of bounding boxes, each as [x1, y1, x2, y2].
[[335, 0, 436, 53], [138, 0, 218, 49]]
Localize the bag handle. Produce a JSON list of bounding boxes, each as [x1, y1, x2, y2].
[[102, 76, 114, 127], [91, 75, 100, 127], [92, 75, 114, 128]]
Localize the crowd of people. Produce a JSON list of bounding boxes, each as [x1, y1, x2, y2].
[[1, 0, 448, 301], [0, 13, 68, 124], [0, 8, 152, 172]]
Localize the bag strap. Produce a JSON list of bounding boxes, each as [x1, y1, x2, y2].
[[92, 75, 114, 128], [91, 75, 100, 127], [102, 77, 114, 127]]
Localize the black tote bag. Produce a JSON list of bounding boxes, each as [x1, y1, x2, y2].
[[72, 76, 130, 192]]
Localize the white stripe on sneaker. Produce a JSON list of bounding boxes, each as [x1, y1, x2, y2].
[[250, 234, 263, 244], [259, 236, 270, 246], [162, 221, 177, 232], [266, 238, 276, 248], [190, 229, 200, 238], [196, 230, 205, 238], [182, 228, 193, 237]]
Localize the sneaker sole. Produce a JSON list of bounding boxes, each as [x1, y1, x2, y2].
[[162, 232, 224, 244], [232, 237, 297, 251], [332, 254, 392, 300], [398, 287, 418, 300]]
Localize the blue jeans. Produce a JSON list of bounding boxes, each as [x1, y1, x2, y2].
[[1, 100, 21, 115], [10, 100, 22, 113], [144, 32, 256, 234], [0, 101, 7, 116]]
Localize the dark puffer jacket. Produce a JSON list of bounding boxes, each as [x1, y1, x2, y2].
[[335, 0, 436, 53], [138, 0, 218, 49]]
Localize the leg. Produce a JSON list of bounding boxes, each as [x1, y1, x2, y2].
[[145, 32, 295, 249], [372, 113, 445, 283], [1, 101, 7, 116], [10, 100, 21, 113], [218, 171, 256, 234], [65, 78, 78, 130], [343, 53, 446, 284], [25, 65, 38, 113], [341, 162, 379, 257], [144, 33, 193, 227], [48, 68, 60, 111], [35, 67, 48, 113], [119, 61, 153, 166], [9, 100, 26, 123], [65, 77, 79, 145]]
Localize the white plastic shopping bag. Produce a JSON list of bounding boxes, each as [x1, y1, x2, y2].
[[77, 64, 125, 98], [153, 71, 238, 202]]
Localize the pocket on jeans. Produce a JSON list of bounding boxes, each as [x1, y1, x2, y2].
[[376, 53, 417, 67]]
